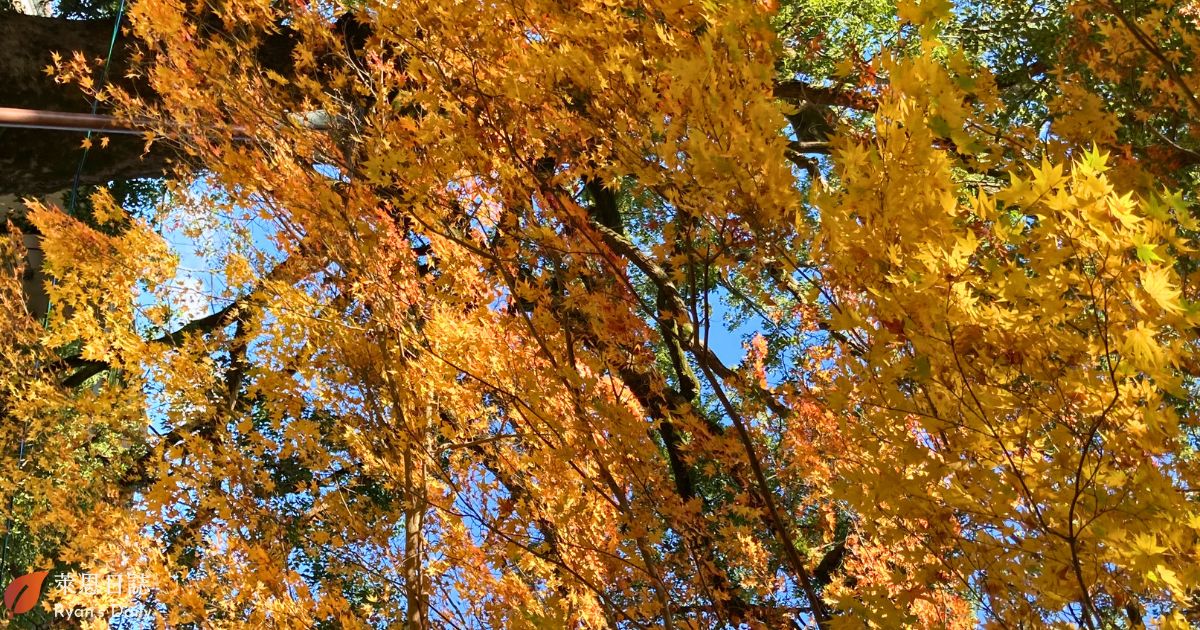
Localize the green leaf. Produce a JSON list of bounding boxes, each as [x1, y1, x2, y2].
[[1136, 242, 1163, 263]]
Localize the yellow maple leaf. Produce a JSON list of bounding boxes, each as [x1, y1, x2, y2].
[[1141, 265, 1183, 314]]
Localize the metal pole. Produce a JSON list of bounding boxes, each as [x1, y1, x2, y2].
[[0, 107, 334, 137], [0, 107, 151, 135]]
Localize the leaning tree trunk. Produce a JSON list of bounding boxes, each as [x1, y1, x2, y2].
[[0, 9, 346, 321], [0, 12, 173, 197], [1, 10, 151, 321]]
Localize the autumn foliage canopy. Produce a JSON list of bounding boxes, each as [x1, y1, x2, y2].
[[5, 0, 1200, 627]]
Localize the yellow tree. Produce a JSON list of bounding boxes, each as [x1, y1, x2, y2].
[[2, 0, 1200, 628]]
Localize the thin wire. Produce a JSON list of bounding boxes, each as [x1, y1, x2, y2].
[[69, 0, 129, 215], [1, 0, 127, 581], [0, 439, 26, 582]]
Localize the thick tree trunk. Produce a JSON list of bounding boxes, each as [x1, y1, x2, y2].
[[0, 13, 175, 197], [403, 442, 428, 630]]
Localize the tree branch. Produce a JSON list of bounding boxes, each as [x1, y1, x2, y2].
[[773, 80, 876, 111], [60, 254, 298, 388]]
